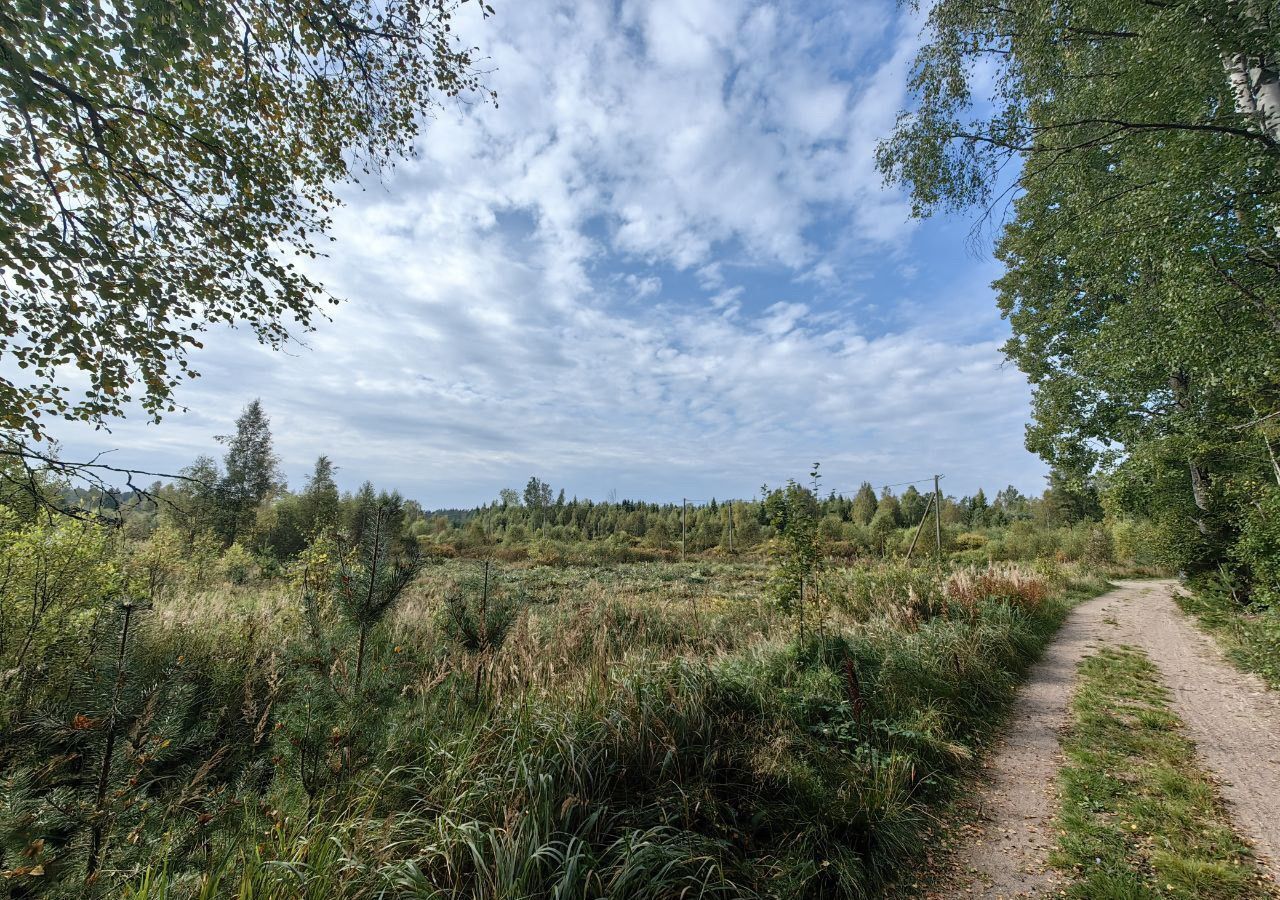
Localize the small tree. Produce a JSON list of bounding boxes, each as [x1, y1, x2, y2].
[[763, 476, 823, 638], [440, 560, 524, 701], [0, 600, 272, 887], [850, 482, 878, 526], [286, 506, 418, 814], [333, 497, 421, 687], [300, 456, 341, 537], [215, 400, 283, 546]]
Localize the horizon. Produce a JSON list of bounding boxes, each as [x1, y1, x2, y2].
[[40, 0, 1048, 506]]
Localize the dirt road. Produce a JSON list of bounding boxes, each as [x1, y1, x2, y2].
[[945, 579, 1280, 898]]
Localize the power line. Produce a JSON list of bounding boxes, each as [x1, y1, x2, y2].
[[829, 475, 944, 496]]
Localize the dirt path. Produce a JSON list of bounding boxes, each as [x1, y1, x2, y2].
[[945, 579, 1280, 898]]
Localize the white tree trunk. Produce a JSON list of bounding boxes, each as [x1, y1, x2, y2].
[[1223, 52, 1280, 143], [1250, 59, 1280, 141], [1223, 1, 1280, 144], [1224, 51, 1261, 120]]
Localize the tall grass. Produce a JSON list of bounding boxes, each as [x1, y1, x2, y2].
[[2, 559, 1103, 898], [118, 565, 1083, 899]]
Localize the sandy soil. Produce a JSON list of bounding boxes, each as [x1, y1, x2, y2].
[[943, 579, 1280, 898]]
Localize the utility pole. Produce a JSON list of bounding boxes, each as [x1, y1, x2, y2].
[[728, 500, 735, 553], [905, 492, 935, 561], [681, 498, 687, 561], [933, 474, 943, 564]]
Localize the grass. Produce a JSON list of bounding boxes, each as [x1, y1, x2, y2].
[[1054, 645, 1277, 899], [1174, 582, 1280, 689], [1, 558, 1112, 898]]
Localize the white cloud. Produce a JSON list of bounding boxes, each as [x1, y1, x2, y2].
[[47, 0, 1047, 504]]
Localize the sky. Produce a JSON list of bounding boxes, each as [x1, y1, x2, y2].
[[51, 0, 1045, 508]]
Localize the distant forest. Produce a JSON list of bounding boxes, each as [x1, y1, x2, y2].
[[60, 400, 1111, 568]]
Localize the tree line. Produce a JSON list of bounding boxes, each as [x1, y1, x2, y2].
[[83, 400, 1106, 566]]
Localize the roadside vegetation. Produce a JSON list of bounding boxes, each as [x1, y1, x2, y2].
[[1176, 578, 1280, 690], [0, 413, 1134, 897], [3, 1, 1276, 894], [1055, 646, 1276, 900]]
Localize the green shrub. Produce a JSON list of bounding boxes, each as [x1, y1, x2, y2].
[[220, 542, 257, 584], [1232, 485, 1280, 606], [0, 511, 119, 715]]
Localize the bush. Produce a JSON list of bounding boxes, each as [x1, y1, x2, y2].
[[945, 564, 1050, 616], [1232, 485, 1280, 606], [220, 541, 257, 584], [0, 512, 118, 714]]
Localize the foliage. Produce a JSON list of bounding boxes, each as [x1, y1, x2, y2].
[[762, 476, 822, 630], [0, 511, 118, 715], [118, 525, 187, 603], [439, 560, 523, 656], [879, 0, 1280, 582], [331, 497, 421, 686], [214, 399, 284, 545], [299, 456, 341, 538], [1230, 483, 1280, 606], [0, 602, 278, 893], [0, 490, 1119, 899], [0, 0, 493, 439]]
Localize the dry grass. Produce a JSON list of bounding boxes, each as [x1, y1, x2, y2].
[[944, 563, 1051, 615]]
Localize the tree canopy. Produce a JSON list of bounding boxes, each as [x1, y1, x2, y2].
[[0, 0, 493, 440], [879, 0, 1280, 582]]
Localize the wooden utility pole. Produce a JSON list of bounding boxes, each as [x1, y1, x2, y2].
[[681, 498, 687, 561], [905, 492, 935, 561], [933, 474, 943, 563], [728, 501, 735, 553]]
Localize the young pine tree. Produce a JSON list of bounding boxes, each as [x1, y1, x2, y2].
[[334, 495, 420, 686]]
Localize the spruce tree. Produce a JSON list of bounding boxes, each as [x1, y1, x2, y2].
[[300, 456, 341, 536], [215, 400, 282, 545]]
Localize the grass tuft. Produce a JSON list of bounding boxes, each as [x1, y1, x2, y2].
[[1175, 581, 1280, 689], [1054, 645, 1277, 900]]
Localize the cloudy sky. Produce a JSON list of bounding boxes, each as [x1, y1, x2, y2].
[[53, 0, 1043, 508]]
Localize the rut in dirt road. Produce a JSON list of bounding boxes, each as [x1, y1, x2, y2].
[[944, 579, 1280, 899]]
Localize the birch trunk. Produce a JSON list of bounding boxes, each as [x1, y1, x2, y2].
[[1253, 63, 1280, 141], [1263, 431, 1280, 487], [1187, 460, 1215, 538], [1224, 51, 1261, 120], [1169, 371, 1215, 538], [1223, 2, 1280, 143]]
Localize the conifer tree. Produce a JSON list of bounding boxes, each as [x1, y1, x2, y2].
[[968, 488, 990, 528], [215, 400, 282, 545], [334, 495, 420, 686], [300, 456, 341, 536]]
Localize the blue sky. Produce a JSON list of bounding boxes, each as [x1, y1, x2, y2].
[[52, 0, 1046, 507]]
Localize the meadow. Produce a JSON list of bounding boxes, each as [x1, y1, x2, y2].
[[0, 503, 1127, 899]]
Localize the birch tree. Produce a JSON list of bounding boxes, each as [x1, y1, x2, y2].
[[878, 0, 1280, 577], [0, 0, 494, 441]]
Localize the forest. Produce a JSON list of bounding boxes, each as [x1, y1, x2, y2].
[[97, 401, 1127, 569], [2, 0, 1279, 897]]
